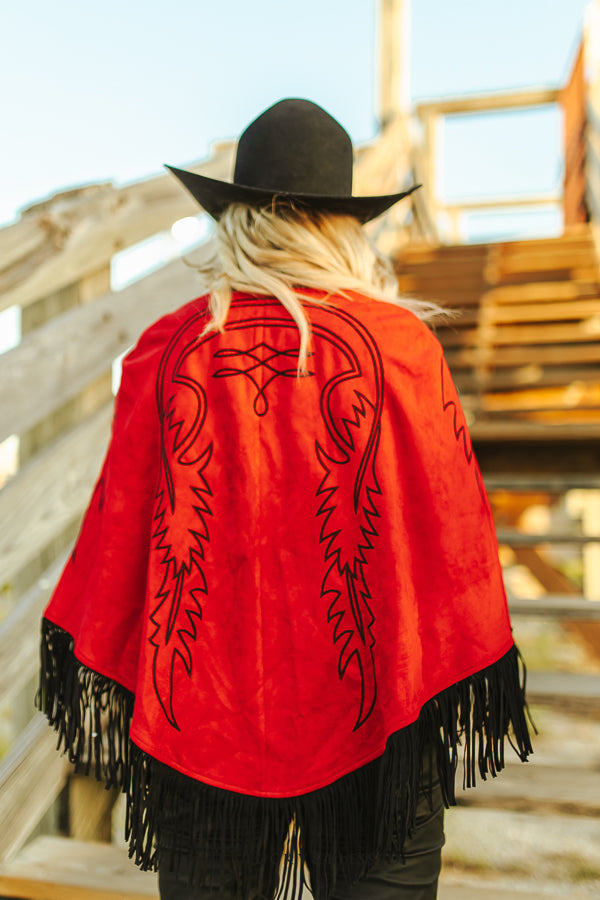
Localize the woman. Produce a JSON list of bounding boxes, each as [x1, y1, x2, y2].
[[39, 99, 532, 900]]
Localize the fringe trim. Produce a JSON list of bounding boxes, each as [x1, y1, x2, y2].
[[39, 619, 533, 900], [39, 618, 134, 788]]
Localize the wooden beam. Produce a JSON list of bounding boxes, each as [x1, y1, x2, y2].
[[378, 0, 410, 126], [0, 715, 69, 861], [416, 86, 560, 118], [498, 532, 600, 547], [456, 761, 600, 817], [0, 145, 233, 315], [0, 254, 198, 443], [481, 280, 598, 304], [484, 474, 600, 491], [444, 193, 560, 211], [511, 547, 581, 595], [69, 776, 118, 843], [441, 322, 600, 347], [0, 404, 112, 590], [446, 339, 600, 367], [0, 836, 159, 899], [508, 594, 600, 619], [526, 670, 600, 716], [0, 554, 68, 708]]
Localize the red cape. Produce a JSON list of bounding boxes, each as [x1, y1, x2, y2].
[[40, 290, 531, 893]]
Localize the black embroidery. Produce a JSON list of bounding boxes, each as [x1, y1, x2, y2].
[[213, 342, 312, 416], [311, 309, 384, 730], [148, 300, 382, 732], [440, 357, 485, 502], [149, 311, 214, 730]]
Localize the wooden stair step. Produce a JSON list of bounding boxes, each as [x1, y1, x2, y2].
[[439, 881, 593, 900], [482, 280, 599, 304], [0, 835, 590, 900], [482, 298, 600, 324], [454, 365, 600, 393], [478, 322, 600, 346], [491, 248, 596, 269], [441, 324, 600, 349], [445, 342, 600, 367], [493, 266, 598, 285], [497, 530, 600, 545], [493, 228, 595, 249], [508, 594, 600, 619], [492, 234, 596, 254], [456, 761, 600, 817], [483, 473, 600, 490], [527, 670, 600, 714], [0, 836, 158, 900]]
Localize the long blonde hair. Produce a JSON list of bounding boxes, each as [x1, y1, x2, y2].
[[190, 203, 443, 372]]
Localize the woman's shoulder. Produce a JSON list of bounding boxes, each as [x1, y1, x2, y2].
[[326, 291, 444, 357], [124, 294, 211, 362]]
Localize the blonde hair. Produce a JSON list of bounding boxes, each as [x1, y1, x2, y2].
[[190, 203, 444, 372]]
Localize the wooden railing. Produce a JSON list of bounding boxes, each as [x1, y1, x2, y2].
[[0, 147, 237, 856], [415, 86, 563, 244]]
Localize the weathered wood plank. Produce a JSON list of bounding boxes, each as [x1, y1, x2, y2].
[[439, 882, 592, 900], [415, 86, 560, 117], [527, 670, 600, 715], [0, 836, 158, 899], [0, 185, 113, 285], [0, 254, 197, 443], [354, 114, 412, 195], [482, 298, 600, 325], [454, 365, 600, 395], [0, 554, 68, 707], [456, 761, 600, 816], [0, 405, 112, 589], [487, 251, 599, 280], [0, 716, 69, 861], [0, 128, 407, 317], [481, 384, 600, 412], [484, 473, 600, 490], [445, 341, 600, 368], [483, 280, 598, 304], [69, 776, 118, 843], [0, 147, 233, 315], [440, 321, 600, 347], [497, 531, 600, 546], [508, 594, 600, 619], [470, 420, 600, 441]]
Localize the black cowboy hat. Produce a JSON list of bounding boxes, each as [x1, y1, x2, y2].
[[165, 98, 421, 224]]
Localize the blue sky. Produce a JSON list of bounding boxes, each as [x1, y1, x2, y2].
[[0, 0, 590, 229]]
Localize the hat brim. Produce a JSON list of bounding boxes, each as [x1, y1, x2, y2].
[[165, 165, 421, 225]]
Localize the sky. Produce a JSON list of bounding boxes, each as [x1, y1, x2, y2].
[[1, 0, 590, 234]]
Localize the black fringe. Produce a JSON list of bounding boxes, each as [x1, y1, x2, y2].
[[38, 618, 134, 788], [39, 618, 533, 900]]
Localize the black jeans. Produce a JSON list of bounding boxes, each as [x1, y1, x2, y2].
[[158, 773, 444, 900]]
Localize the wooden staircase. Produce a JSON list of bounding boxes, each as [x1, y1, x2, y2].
[[394, 226, 600, 440]]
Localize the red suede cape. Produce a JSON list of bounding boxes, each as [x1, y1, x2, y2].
[[39, 290, 532, 899]]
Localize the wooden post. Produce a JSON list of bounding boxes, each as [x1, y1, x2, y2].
[[69, 776, 118, 842], [583, 490, 600, 600], [378, 0, 410, 127], [420, 110, 440, 238], [14, 266, 113, 601]]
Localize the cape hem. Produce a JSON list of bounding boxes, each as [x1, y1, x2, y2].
[[38, 617, 533, 900]]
